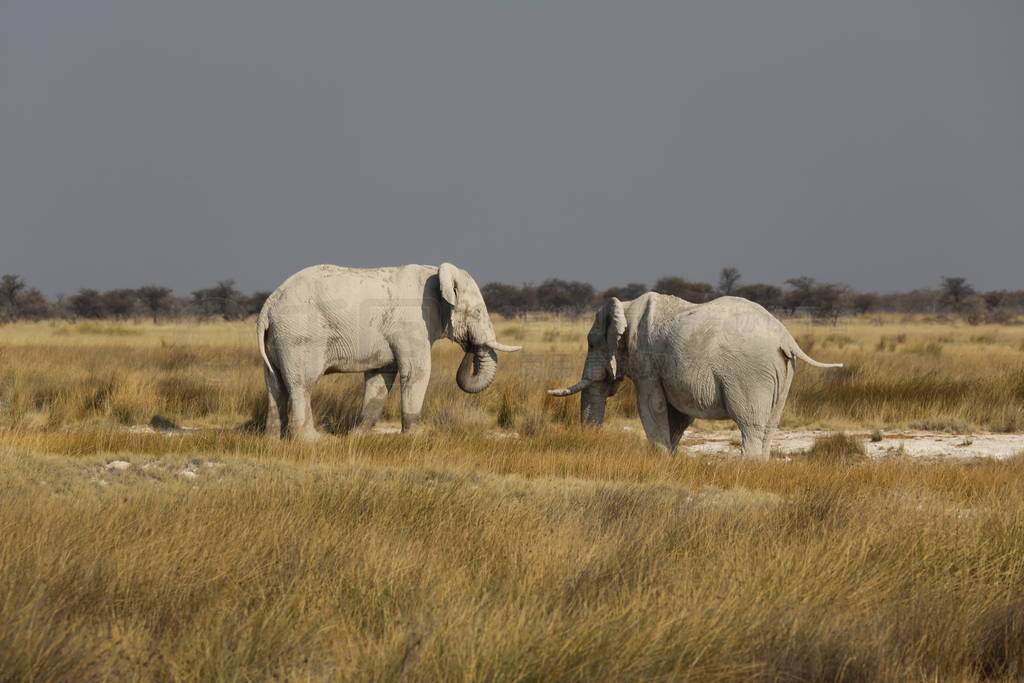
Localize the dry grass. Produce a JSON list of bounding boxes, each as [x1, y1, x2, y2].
[[2, 315, 1024, 679], [5, 438, 1024, 680], [2, 316, 1023, 434]]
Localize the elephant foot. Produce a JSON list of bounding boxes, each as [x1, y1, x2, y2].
[[401, 414, 424, 434], [401, 426, 425, 437]]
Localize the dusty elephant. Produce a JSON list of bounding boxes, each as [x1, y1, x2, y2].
[[548, 293, 842, 459], [257, 263, 520, 441]]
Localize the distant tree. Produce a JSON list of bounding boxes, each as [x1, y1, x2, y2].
[[51, 293, 69, 320], [0, 275, 50, 321], [940, 277, 975, 310], [733, 284, 783, 310], [0, 275, 25, 306], [243, 291, 272, 317], [191, 280, 244, 320], [982, 290, 1009, 311], [851, 293, 879, 316], [535, 279, 595, 315], [101, 289, 139, 320], [808, 284, 850, 325], [717, 267, 742, 296], [0, 275, 26, 322], [1005, 291, 1024, 311], [15, 288, 50, 320], [983, 290, 1017, 323], [960, 295, 988, 325], [653, 276, 715, 303], [69, 289, 107, 319], [599, 282, 648, 302], [879, 288, 941, 314], [782, 276, 818, 315], [136, 285, 174, 323], [482, 282, 537, 317]]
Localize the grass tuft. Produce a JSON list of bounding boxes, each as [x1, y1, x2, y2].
[[804, 432, 869, 465]]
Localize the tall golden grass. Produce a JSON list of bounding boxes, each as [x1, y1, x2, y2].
[[4, 438, 1024, 679], [1, 315, 1023, 433], [1, 316, 1024, 679]]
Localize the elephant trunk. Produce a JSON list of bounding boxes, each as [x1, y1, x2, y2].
[[580, 385, 609, 426], [456, 345, 498, 394]]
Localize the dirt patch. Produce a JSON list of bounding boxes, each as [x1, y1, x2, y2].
[[681, 429, 1024, 460], [120, 422, 1024, 461]]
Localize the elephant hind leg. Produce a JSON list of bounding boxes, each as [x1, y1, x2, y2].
[[286, 384, 322, 442], [723, 383, 774, 461], [737, 422, 772, 461], [264, 366, 289, 439], [667, 403, 693, 452], [761, 357, 796, 459], [274, 346, 325, 442], [353, 369, 397, 432]]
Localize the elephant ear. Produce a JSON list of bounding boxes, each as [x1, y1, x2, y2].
[[605, 297, 627, 377], [439, 263, 459, 305]]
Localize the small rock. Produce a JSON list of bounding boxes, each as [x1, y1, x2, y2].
[[106, 460, 131, 471]]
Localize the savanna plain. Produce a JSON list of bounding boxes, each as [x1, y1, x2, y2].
[[3, 315, 1024, 681]]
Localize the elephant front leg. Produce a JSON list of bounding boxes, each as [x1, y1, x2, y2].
[[635, 379, 674, 451], [398, 355, 431, 433], [352, 369, 396, 432]]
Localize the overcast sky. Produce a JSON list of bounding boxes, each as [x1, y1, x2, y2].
[[1, 0, 1021, 296]]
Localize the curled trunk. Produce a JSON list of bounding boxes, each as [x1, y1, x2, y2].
[[456, 345, 498, 394]]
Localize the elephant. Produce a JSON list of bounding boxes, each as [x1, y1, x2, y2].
[[257, 263, 521, 441], [548, 293, 842, 459]]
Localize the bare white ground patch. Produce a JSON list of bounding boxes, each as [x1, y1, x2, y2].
[[679, 429, 1024, 460], [120, 423, 1022, 460], [125, 424, 200, 436], [371, 426, 402, 434]]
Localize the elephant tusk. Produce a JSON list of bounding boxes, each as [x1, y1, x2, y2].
[[547, 378, 593, 397], [486, 340, 522, 353]]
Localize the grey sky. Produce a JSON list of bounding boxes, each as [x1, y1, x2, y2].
[[2, 0, 1021, 296]]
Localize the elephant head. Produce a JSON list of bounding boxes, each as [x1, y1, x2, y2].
[[548, 297, 627, 425], [439, 263, 521, 393]]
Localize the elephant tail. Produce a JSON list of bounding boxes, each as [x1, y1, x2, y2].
[[256, 309, 277, 378], [785, 343, 843, 369]]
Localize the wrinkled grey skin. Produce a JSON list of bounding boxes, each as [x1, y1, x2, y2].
[[549, 293, 842, 459], [257, 263, 520, 441]]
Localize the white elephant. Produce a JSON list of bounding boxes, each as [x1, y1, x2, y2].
[[548, 294, 841, 459], [257, 263, 520, 441]]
